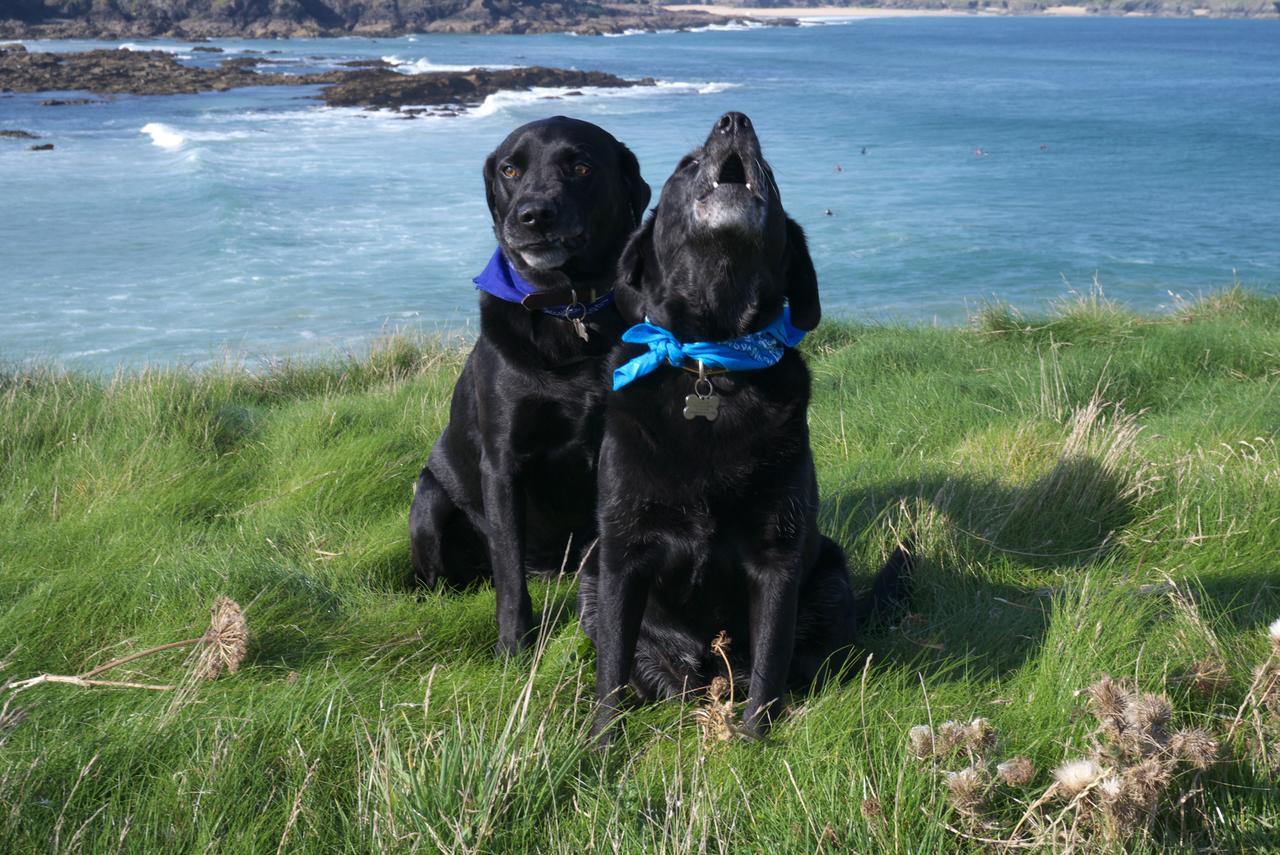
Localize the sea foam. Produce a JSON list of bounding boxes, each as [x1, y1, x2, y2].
[[141, 122, 186, 149]]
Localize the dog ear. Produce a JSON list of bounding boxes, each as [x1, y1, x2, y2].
[[784, 217, 821, 331], [482, 152, 499, 221], [616, 142, 652, 226], [614, 211, 656, 322]]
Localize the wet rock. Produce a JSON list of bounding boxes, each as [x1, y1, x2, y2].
[[40, 98, 99, 106], [1, 46, 656, 116], [1, 129, 39, 138], [321, 66, 655, 111], [191, 45, 223, 53], [28, 143, 53, 150]]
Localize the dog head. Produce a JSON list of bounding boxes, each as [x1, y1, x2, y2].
[[484, 116, 650, 283], [617, 112, 819, 336]]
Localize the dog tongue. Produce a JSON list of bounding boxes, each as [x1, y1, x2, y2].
[[717, 153, 747, 185]]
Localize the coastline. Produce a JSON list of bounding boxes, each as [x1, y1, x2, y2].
[[664, 3, 1272, 19]]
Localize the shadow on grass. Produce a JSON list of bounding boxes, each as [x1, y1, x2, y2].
[[827, 454, 1142, 683]]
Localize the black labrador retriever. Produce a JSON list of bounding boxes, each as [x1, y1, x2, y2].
[[579, 112, 908, 741], [409, 116, 650, 655]]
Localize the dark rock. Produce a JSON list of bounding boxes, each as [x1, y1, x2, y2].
[[40, 98, 99, 106], [1, 129, 39, 138], [2, 46, 655, 115], [191, 45, 223, 52], [320, 66, 655, 111], [28, 143, 53, 150]]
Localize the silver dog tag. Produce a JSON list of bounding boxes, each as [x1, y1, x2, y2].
[[571, 317, 589, 342], [683, 393, 720, 421]]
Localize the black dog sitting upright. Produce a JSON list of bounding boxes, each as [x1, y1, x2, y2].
[[410, 117, 650, 655], [579, 113, 908, 741]]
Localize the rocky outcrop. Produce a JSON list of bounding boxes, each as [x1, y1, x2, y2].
[[322, 66, 655, 109], [0, 45, 655, 113], [0, 0, 749, 39]]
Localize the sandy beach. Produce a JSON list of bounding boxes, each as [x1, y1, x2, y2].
[[667, 4, 1095, 19]]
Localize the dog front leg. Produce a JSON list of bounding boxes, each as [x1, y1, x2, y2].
[[480, 453, 533, 656], [742, 559, 801, 739], [590, 536, 652, 747]]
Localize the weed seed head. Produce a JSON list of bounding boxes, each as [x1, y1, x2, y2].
[[945, 766, 987, 818], [937, 720, 967, 754], [965, 717, 997, 754], [1169, 728, 1218, 770], [907, 724, 935, 759], [996, 756, 1035, 787], [195, 596, 249, 680], [1053, 758, 1101, 797]]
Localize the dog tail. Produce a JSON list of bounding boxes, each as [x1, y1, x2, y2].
[[853, 540, 914, 629]]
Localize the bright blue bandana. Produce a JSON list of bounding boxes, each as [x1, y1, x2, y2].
[[472, 248, 614, 320], [612, 307, 807, 391]]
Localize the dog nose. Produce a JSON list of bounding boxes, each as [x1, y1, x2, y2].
[[517, 198, 558, 227], [715, 112, 752, 136]]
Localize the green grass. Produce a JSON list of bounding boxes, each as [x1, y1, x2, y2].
[[2, 288, 1279, 852]]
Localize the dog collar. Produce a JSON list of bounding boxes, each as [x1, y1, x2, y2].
[[472, 248, 615, 321], [611, 307, 807, 391]]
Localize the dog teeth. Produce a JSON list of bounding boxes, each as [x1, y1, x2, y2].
[[712, 181, 719, 188], [746, 182, 753, 191]]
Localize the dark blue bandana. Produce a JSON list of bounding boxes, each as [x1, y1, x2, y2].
[[472, 248, 614, 320]]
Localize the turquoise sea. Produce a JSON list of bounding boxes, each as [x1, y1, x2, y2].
[[2, 18, 1278, 368]]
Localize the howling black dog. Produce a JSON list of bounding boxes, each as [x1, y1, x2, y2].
[[409, 117, 650, 655], [579, 112, 909, 741]]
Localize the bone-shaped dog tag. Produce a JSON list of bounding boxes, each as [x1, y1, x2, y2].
[[683, 393, 720, 421]]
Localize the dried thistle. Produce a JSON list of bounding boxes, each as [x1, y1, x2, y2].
[[945, 766, 987, 819], [708, 675, 730, 703], [965, 717, 997, 754], [193, 597, 249, 681], [907, 724, 935, 759], [937, 720, 967, 755], [996, 756, 1035, 787], [710, 630, 731, 660], [695, 634, 738, 744], [1168, 728, 1218, 770], [1180, 657, 1231, 697], [1084, 674, 1131, 730], [1122, 693, 1172, 748], [1118, 757, 1169, 813], [860, 797, 884, 823], [692, 699, 737, 743], [1053, 758, 1101, 798]]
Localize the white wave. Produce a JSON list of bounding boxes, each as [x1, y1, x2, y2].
[[603, 28, 677, 38], [141, 122, 186, 149], [118, 42, 188, 53], [381, 55, 516, 74], [687, 20, 769, 33], [470, 80, 736, 118]]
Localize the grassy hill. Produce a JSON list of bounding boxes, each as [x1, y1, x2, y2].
[[2, 287, 1279, 852]]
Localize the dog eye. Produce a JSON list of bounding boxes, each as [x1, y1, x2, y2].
[[501, 164, 520, 179], [573, 163, 592, 177]]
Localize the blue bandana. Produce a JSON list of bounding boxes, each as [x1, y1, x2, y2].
[[612, 307, 807, 391], [472, 248, 614, 320]]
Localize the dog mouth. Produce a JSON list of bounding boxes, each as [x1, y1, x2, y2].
[[717, 153, 748, 187], [507, 233, 586, 270]]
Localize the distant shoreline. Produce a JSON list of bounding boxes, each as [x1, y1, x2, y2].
[[665, 4, 1269, 19]]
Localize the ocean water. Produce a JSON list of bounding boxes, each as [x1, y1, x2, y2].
[[2, 18, 1278, 369]]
